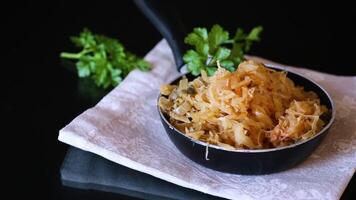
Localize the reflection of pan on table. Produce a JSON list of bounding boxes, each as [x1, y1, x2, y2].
[[61, 147, 226, 200]]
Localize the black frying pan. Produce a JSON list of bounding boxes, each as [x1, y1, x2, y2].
[[134, 0, 335, 174]]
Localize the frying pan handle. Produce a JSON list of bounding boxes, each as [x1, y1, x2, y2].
[[134, 0, 188, 70]]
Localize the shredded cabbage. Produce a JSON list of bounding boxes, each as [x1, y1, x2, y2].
[[159, 60, 328, 149]]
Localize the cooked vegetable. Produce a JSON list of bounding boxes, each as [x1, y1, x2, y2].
[[183, 25, 263, 76], [159, 60, 328, 149], [60, 28, 150, 88]]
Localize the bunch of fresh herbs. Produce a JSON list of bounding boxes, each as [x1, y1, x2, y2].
[[60, 28, 150, 88], [183, 24, 263, 76]]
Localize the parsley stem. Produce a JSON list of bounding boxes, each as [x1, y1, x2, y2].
[[60, 49, 92, 59], [60, 52, 82, 59]]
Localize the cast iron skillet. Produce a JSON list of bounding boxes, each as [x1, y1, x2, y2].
[[134, 0, 335, 174]]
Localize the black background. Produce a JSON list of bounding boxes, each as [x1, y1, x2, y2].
[[3, 0, 355, 199]]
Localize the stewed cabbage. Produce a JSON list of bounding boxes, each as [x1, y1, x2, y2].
[[159, 60, 328, 149]]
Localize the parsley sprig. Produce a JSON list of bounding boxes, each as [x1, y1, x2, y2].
[[60, 28, 150, 88], [183, 25, 263, 76]]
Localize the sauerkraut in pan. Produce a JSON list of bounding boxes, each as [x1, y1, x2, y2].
[[159, 60, 328, 150]]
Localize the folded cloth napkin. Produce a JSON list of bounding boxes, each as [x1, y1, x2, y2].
[[61, 147, 226, 200], [59, 40, 356, 200]]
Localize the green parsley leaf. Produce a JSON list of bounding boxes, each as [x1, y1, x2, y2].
[[184, 27, 209, 56], [246, 26, 263, 41], [213, 47, 231, 61], [208, 24, 229, 53], [183, 50, 205, 76], [76, 59, 91, 77]]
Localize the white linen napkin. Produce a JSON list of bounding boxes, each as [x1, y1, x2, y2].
[[59, 40, 356, 200]]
